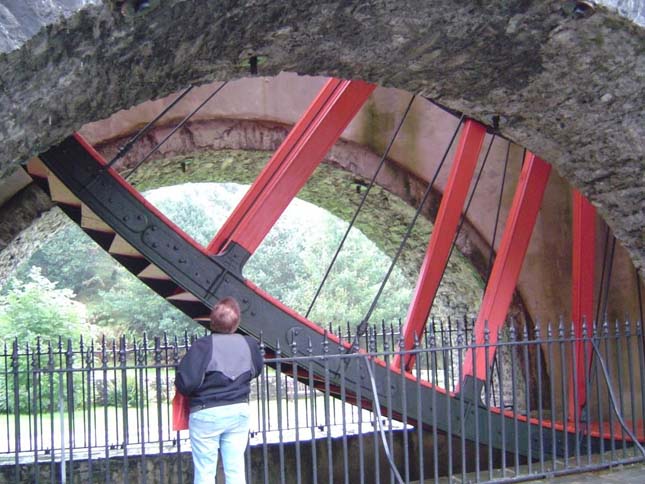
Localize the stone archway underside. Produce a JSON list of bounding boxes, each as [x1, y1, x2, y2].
[[0, 0, 642, 275]]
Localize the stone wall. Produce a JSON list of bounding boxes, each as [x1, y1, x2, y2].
[[0, 429, 509, 483], [0, 0, 643, 276], [0, 184, 59, 278]]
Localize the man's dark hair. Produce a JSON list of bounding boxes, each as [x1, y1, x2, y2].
[[209, 297, 241, 334]]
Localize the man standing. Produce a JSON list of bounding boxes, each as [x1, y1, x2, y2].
[[176, 297, 263, 483]]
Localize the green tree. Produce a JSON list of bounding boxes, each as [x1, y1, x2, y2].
[[88, 270, 201, 338], [0, 267, 90, 413], [297, 218, 411, 327], [0, 267, 87, 344], [146, 182, 240, 245], [247, 223, 310, 310], [13, 224, 118, 302]]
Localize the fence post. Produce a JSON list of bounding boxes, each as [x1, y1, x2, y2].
[[11, 339, 20, 483], [59, 366, 66, 484], [66, 337, 76, 482]]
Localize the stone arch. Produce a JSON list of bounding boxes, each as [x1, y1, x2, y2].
[[2, 70, 643, 329], [0, 1, 642, 276], [0, 1, 641, 421]]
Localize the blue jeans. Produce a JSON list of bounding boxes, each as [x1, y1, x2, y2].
[[189, 402, 250, 484]]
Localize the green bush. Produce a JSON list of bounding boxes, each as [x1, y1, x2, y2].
[[93, 369, 166, 408], [103, 373, 140, 408], [0, 267, 88, 344]]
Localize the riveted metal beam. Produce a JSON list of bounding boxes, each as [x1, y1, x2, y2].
[[36, 134, 596, 460]]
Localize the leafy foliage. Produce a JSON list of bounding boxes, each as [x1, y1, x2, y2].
[[0, 267, 87, 343], [0, 269, 90, 413], [11, 224, 117, 302], [89, 270, 199, 337], [249, 202, 412, 327]]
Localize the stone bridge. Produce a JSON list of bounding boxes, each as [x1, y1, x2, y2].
[[0, 0, 643, 278], [0, 0, 643, 477]]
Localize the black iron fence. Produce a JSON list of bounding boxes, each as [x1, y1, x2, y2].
[[1, 318, 644, 483]]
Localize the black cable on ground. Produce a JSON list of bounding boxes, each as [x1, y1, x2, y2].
[[591, 339, 645, 458], [365, 356, 405, 484], [306, 93, 417, 319]]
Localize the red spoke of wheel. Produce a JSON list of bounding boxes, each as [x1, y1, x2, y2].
[[569, 190, 596, 419], [462, 152, 551, 382], [393, 120, 486, 371], [206, 78, 375, 256]]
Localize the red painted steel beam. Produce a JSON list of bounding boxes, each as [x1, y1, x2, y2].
[[568, 190, 596, 419], [206, 78, 375, 256], [392, 120, 486, 371], [462, 152, 551, 382]]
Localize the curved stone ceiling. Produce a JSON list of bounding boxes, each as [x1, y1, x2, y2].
[[0, 0, 643, 276]]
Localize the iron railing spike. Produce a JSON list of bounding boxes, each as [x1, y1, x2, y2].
[[509, 323, 517, 340]]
